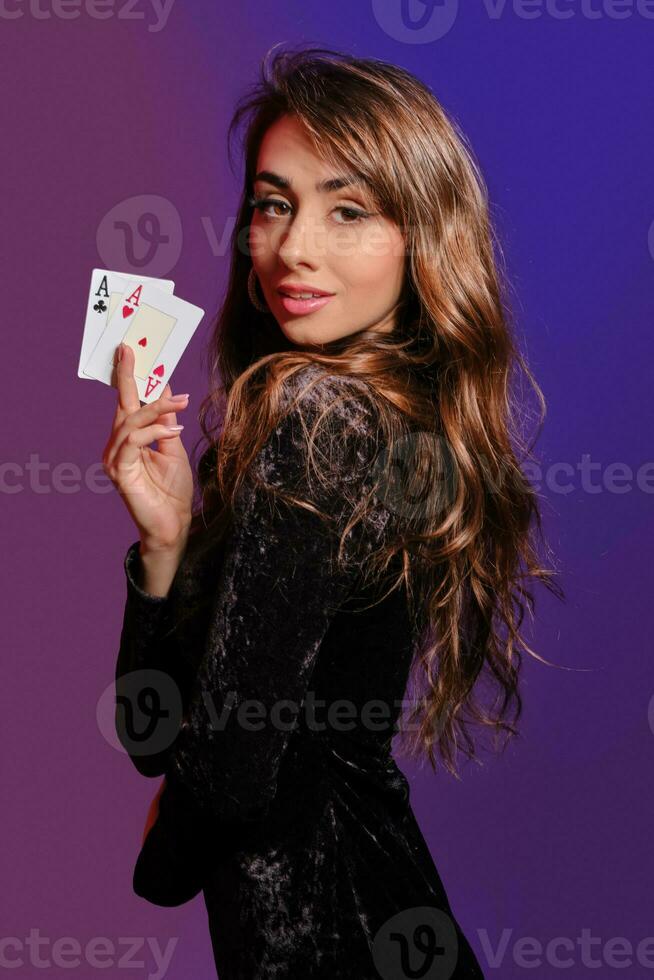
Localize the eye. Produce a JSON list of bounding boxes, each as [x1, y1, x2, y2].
[[248, 194, 290, 221], [333, 207, 369, 225], [248, 194, 370, 225], [248, 195, 291, 219]]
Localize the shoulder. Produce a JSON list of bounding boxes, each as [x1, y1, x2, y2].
[[234, 364, 395, 555], [253, 364, 382, 495], [279, 363, 377, 433]]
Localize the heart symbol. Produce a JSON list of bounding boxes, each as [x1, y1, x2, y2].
[[122, 305, 134, 318], [138, 337, 147, 347], [153, 364, 164, 377]]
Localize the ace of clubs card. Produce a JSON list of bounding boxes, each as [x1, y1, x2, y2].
[[78, 269, 174, 380], [83, 278, 205, 404]]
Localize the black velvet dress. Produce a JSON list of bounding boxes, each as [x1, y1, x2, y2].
[[114, 366, 485, 979]]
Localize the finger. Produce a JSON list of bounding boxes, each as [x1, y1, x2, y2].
[[105, 391, 189, 469], [154, 384, 192, 459], [155, 383, 179, 427], [108, 422, 185, 480], [114, 422, 185, 466], [116, 343, 141, 416], [119, 389, 189, 435]]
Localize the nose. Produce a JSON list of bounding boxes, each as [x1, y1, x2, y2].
[[276, 209, 322, 269]]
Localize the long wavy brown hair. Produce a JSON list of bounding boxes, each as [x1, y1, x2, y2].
[[183, 43, 565, 779]]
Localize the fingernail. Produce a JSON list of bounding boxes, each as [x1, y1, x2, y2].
[[170, 393, 190, 402], [117, 343, 124, 363], [166, 425, 184, 432]]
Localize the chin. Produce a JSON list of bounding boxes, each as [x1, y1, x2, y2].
[[276, 321, 317, 344]]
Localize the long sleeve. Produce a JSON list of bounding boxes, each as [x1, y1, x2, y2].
[[123, 370, 387, 905], [115, 542, 198, 778]]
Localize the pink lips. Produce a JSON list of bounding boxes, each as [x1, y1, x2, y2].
[[277, 292, 335, 316]]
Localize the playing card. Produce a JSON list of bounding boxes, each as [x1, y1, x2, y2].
[[78, 269, 174, 380], [83, 278, 205, 404]]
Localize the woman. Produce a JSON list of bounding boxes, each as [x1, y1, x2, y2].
[[106, 46, 561, 980]]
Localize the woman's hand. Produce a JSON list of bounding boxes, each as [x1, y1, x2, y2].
[[102, 343, 194, 551], [142, 778, 166, 846]]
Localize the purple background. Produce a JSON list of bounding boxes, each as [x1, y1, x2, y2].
[[3, 2, 652, 977]]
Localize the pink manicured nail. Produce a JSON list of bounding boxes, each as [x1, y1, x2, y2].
[[166, 425, 184, 432], [170, 393, 190, 402]]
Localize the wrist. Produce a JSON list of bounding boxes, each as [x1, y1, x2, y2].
[[137, 538, 188, 598], [139, 525, 191, 560]]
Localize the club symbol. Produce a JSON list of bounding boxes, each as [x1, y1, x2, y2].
[[93, 300, 107, 314]]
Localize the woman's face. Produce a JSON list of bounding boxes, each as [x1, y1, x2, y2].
[[249, 115, 406, 348]]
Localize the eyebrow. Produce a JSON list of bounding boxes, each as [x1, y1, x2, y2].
[[253, 169, 368, 194]]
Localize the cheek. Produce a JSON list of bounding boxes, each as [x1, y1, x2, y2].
[[340, 253, 404, 297], [342, 224, 404, 285], [248, 222, 276, 268]]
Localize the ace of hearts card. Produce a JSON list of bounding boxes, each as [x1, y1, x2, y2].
[[78, 269, 175, 381], [83, 278, 205, 404]]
